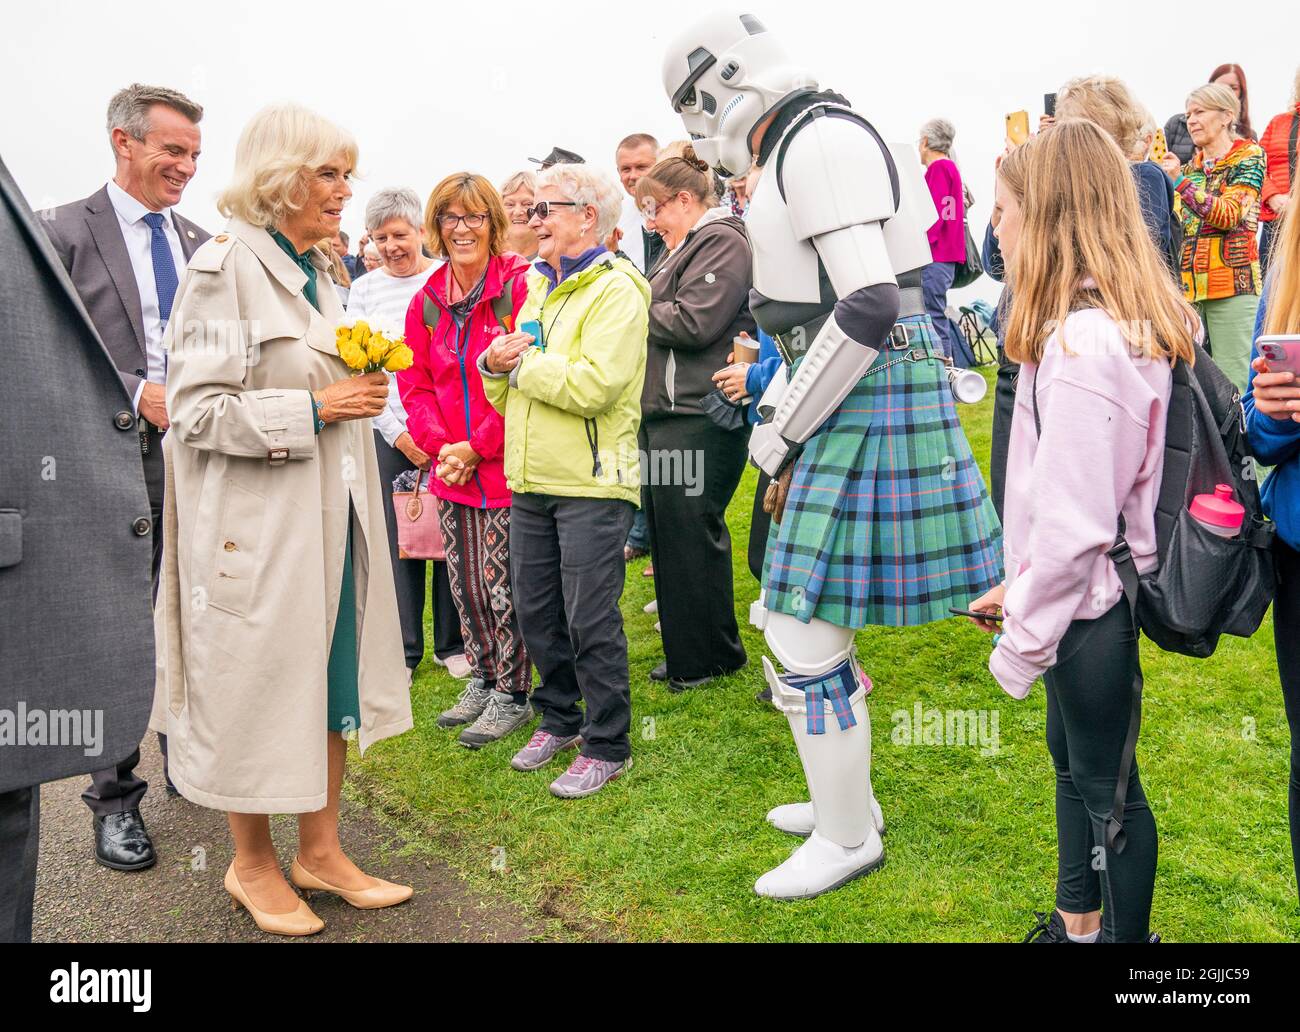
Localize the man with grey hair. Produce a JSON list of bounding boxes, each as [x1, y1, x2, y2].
[[41, 82, 209, 874]]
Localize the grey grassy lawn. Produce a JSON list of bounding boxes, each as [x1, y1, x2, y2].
[[350, 367, 1299, 942]]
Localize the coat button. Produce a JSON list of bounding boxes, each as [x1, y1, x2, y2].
[[215, 234, 229, 243], [223, 541, 237, 552], [114, 410, 135, 430], [132, 516, 152, 536], [135, 368, 146, 377]]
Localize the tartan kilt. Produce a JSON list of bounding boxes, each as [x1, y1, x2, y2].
[[762, 315, 1002, 628]]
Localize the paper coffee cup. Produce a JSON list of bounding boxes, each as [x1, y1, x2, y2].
[[732, 335, 759, 363]]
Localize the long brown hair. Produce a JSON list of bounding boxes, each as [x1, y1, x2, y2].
[[1264, 173, 1300, 335], [1209, 62, 1252, 138], [634, 144, 713, 211], [1002, 121, 1197, 366]]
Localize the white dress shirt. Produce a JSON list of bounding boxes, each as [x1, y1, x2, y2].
[[345, 259, 442, 447], [105, 179, 187, 412], [617, 192, 649, 273]]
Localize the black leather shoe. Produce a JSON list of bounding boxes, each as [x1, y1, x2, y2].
[[94, 809, 156, 871], [667, 674, 716, 694], [650, 662, 669, 682]]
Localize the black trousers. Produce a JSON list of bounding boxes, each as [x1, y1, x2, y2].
[[1043, 597, 1157, 942], [509, 493, 634, 762], [83, 424, 166, 817], [641, 416, 748, 679], [989, 354, 1019, 522], [748, 470, 772, 585], [0, 786, 39, 943], [374, 430, 464, 669], [1270, 538, 1300, 898]]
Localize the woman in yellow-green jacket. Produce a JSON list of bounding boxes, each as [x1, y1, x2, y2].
[[478, 162, 649, 799]]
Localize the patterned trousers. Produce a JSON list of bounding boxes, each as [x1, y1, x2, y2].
[[439, 501, 532, 696]]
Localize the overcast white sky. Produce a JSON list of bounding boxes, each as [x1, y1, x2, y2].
[[4, 0, 1296, 301]]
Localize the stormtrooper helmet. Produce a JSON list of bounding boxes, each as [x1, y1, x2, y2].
[[661, 12, 819, 178]]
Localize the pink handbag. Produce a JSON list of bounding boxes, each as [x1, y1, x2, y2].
[[393, 469, 445, 561]]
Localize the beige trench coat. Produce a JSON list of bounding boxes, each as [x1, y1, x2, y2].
[[149, 218, 412, 813]]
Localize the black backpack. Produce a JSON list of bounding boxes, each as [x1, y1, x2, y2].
[[1033, 336, 1275, 852]]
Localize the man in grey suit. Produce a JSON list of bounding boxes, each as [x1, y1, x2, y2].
[[0, 153, 156, 942], [41, 83, 208, 872]]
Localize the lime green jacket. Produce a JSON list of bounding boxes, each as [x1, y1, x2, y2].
[[481, 253, 649, 505]]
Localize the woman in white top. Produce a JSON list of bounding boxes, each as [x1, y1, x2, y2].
[[348, 187, 471, 680]]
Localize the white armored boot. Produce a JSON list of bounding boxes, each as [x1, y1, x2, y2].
[[754, 655, 885, 900], [767, 794, 885, 839]]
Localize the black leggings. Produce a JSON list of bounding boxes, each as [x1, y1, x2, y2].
[[1270, 539, 1300, 898], [1044, 597, 1157, 942]]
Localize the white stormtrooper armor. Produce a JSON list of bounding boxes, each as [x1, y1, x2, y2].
[[663, 12, 936, 900]]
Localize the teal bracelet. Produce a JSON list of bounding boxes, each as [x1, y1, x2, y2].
[[310, 394, 325, 434]]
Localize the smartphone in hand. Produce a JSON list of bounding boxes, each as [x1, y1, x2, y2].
[[950, 605, 1004, 624], [1257, 336, 1300, 376], [1151, 127, 1168, 163], [1006, 110, 1031, 146], [1044, 93, 1057, 118]]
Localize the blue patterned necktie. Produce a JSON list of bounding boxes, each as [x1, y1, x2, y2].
[[141, 211, 179, 325]]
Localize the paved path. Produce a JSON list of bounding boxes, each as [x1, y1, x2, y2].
[[34, 737, 550, 942]]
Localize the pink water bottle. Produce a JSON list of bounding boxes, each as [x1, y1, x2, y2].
[[1189, 484, 1244, 538]]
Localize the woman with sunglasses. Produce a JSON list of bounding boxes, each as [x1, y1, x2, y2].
[[398, 173, 534, 751], [479, 164, 650, 798]]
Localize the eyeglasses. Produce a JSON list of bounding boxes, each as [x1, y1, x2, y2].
[[526, 200, 579, 221], [437, 212, 488, 230]]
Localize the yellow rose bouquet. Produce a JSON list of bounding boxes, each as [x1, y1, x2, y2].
[[334, 319, 414, 373]]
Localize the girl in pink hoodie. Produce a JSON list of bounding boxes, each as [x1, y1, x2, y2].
[[970, 123, 1199, 943]]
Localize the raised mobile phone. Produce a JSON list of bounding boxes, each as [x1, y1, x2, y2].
[[1006, 110, 1030, 147], [1151, 127, 1168, 163], [519, 319, 544, 351], [1256, 335, 1300, 377], [1044, 93, 1057, 118], [950, 605, 1004, 624]]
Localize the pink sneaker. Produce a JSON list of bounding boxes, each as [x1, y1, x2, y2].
[[548, 754, 631, 799], [510, 728, 581, 772]]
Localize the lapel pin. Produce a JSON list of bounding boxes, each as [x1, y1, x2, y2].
[[187, 229, 196, 239]]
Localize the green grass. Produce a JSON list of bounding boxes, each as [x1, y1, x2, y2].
[[350, 367, 1300, 942]]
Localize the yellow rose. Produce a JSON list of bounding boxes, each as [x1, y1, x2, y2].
[[338, 338, 368, 371], [350, 320, 371, 348], [383, 344, 414, 372], [367, 331, 390, 368]]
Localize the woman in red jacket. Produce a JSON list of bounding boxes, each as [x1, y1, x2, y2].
[[398, 173, 534, 751], [1258, 66, 1300, 273]]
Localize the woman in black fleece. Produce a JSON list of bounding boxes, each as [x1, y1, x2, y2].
[[635, 147, 755, 691]]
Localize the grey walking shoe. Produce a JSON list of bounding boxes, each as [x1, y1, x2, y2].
[[510, 728, 582, 771], [437, 678, 492, 728], [458, 691, 535, 749], [549, 754, 631, 798]]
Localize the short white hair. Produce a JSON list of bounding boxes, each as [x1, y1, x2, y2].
[[365, 187, 422, 233], [217, 104, 358, 229], [535, 164, 623, 240]]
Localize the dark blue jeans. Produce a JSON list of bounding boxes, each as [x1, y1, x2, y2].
[[921, 260, 970, 367]]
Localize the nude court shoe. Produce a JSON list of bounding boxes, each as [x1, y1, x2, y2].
[[289, 857, 414, 910], [224, 861, 325, 937]]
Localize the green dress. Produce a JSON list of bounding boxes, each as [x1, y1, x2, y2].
[[269, 229, 360, 733]]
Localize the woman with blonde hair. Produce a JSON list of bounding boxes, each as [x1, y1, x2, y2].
[[1244, 169, 1300, 899], [1055, 75, 1179, 273], [153, 103, 414, 935], [499, 170, 539, 260], [1160, 83, 1266, 392], [971, 120, 1198, 943]]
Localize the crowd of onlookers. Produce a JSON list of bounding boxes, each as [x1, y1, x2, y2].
[[8, 53, 1300, 940]]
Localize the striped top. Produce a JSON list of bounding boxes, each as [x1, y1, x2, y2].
[[1172, 139, 1266, 302], [346, 261, 441, 446]]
